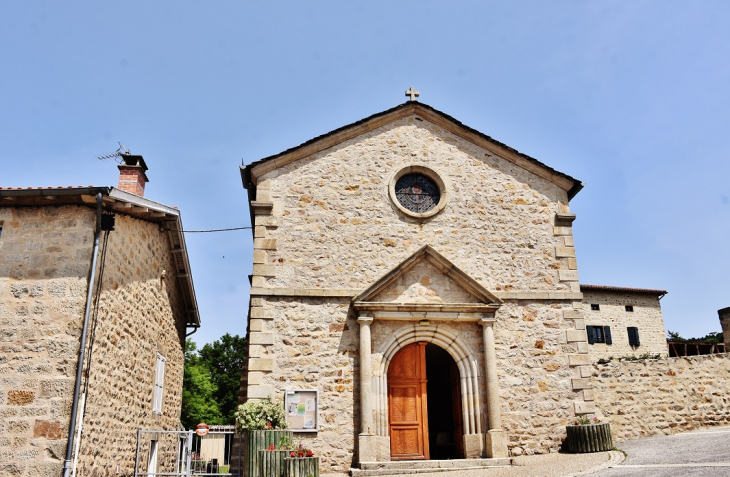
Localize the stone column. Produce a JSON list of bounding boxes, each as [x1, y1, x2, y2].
[[358, 315, 377, 462], [480, 318, 509, 458], [718, 307, 730, 350]]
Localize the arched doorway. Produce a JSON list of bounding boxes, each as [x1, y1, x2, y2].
[[387, 342, 464, 461]]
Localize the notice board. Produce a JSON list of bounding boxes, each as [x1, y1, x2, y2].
[[284, 389, 319, 432]]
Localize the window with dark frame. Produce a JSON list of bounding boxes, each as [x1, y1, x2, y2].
[[586, 325, 613, 345], [590, 304, 600, 311], [627, 327, 640, 346], [625, 305, 634, 312]]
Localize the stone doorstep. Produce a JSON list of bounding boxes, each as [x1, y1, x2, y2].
[[351, 458, 512, 475]]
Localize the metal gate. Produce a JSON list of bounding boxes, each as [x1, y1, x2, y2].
[[135, 427, 241, 476]]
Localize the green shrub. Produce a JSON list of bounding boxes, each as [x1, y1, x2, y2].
[[234, 397, 288, 432]]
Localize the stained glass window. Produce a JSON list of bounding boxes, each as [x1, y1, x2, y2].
[[394, 174, 440, 214]]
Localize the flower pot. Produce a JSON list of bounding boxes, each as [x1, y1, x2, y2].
[[259, 449, 290, 477], [285, 456, 319, 477], [565, 423, 613, 453], [242, 430, 294, 477]]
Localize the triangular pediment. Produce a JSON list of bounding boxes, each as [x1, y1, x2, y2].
[[242, 102, 582, 200], [353, 246, 501, 314]]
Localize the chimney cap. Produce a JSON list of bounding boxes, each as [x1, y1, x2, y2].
[[120, 154, 148, 171]]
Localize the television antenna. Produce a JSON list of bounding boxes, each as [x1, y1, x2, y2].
[[97, 142, 131, 163]]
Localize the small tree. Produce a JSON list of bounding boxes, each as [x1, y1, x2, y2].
[[181, 339, 223, 429], [235, 397, 288, 432]]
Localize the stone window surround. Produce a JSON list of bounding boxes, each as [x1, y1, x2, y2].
[[388, 164, 449, 220]]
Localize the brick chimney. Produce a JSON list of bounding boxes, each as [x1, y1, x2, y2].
[[719, 307, 730, 350], [117, 155, 149, 196]]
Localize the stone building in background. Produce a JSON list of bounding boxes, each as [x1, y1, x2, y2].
[[238, 100, 668, 473], [0, 156, 200, 476], [580, 285, 667, 360]]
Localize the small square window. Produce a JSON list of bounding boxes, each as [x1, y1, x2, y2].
[[591, 304, 600, 311], [625, 305, 634, 312]]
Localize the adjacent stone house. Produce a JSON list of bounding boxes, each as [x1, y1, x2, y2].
[[0, 156, 200, 476], [581, 285, 667, 360]]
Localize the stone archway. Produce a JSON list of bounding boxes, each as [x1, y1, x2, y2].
[[375, 324, 484, 458]]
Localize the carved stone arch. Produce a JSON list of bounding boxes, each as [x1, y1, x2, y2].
[[373, 323, 484, 439]]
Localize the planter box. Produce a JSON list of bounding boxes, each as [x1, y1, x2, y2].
[[259, 450, 290, 477], [243, 430, 294, 477], [565, 423, 613, 453], [285, 456, 319, 477]]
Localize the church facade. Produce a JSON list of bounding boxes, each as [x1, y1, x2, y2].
[[238, 101, 665, 473]]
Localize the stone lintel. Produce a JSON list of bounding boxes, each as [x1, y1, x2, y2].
[[555, 246, 576, 258], [573, 401, 597, 415], [253, 238, 277, 250], [250, 307, 274, 319], [497, 291, 584, 301], [571, 378, 592, 390], [252, 264, 277, 277], [247, 385, 274, 399], [250, 201, 274, 215], [558, 270, 579, 282], [249, 332, 274, 345], [568, 354, 591, 367], [248, 358, 274, 372], [553, 226, 573, 236], [563, 309, 583, 319], [566, 329, 587, 343], [254, 215, 278, 227], [253, 250, 267, 264]]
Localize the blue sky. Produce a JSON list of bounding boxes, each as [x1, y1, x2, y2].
[[2, 1, 728, 345]]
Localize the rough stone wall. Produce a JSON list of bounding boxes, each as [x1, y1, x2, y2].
[[75, 213, 187, 476], [582, 291, 667, 361], [493, 301, 584, 456], [244, 114, 594, 468], [0, 204, 187, 476], [0, 204, 94, 476], [254, 116, 575, 293], [253, 296, 358, 474], [593, 354, 730, 441]]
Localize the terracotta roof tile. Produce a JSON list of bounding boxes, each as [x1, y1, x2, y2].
[[580, 284, 667, 295]]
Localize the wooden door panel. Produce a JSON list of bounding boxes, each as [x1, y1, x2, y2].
[[388, 342, 429, 460]]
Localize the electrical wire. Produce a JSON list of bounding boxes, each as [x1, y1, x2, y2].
[[179, 226, 252, 233]]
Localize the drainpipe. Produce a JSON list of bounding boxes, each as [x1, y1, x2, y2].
[[63, 193, 104, 477]]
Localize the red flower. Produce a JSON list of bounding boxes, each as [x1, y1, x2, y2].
[[306, 450, 314, 457], [290, 451, 296, 457], [265, 422, 273, 429], [267, 444, 275, 451]]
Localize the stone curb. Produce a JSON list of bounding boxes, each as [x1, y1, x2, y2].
[[569, 450, 626, 476]]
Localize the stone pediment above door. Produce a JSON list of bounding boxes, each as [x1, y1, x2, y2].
[[353, 245, 502, 321]]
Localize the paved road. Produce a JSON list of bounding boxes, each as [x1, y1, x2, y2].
[[591, 427, 730, 477]]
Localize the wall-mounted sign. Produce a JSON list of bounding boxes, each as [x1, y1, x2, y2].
[[195, 423, 210, 437], [284, 389, 319, 432]]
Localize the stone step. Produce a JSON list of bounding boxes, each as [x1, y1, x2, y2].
[[350, 458, 512, 476]]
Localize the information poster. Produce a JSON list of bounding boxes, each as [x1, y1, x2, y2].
[[284, 389, 318, 432]]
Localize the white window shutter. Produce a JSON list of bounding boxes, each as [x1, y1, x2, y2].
[[153, 354, 166, 413]]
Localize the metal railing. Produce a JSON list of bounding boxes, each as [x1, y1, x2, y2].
[[135, 428, 241, 477]]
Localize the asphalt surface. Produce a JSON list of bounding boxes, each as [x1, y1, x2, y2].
[[592, 427, 730, 477]]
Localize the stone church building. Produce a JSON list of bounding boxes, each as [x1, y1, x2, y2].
[[239, 100, 667, 473]]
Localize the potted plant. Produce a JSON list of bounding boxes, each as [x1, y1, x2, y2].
[[285, 442, 319, 477], [235, 397, 291, 477], [565, 415, 613, 453]]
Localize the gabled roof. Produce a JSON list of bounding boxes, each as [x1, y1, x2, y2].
[[353, 245, 501, 317], [241, 101, 583, 200], [0, 186, 200, 328]]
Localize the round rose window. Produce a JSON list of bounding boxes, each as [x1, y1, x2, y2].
[[394, 173, 441, 214]]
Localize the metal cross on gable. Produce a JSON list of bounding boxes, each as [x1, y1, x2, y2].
[[405, 86, 420, 101]]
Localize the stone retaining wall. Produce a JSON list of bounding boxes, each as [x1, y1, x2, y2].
[[593, 353, 730, 442]]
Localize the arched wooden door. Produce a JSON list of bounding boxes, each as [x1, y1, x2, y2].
[[388, 342, 429, 460]]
